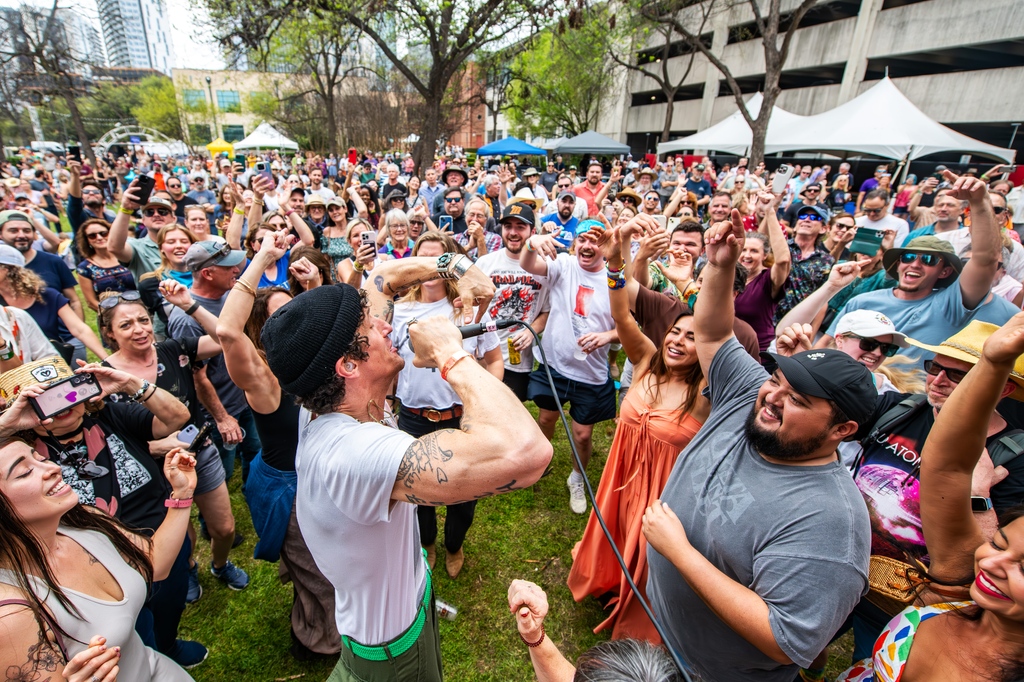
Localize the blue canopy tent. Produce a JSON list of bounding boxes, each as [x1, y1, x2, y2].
[[476, 136, 547, 156]]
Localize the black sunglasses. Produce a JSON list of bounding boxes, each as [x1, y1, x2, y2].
[[797, 213, 823, 222], [99, 290, 142, 310], [167, 184, 181, 189], [622, 197, 637, 205], [86, 230, 109, 240], [445, 197, 462, 203], [993, 206, 1007, 215], [143, 208, 172, 217], [55, 442, 109, 480], [843, 333, 900, 357], [899, 252, 942, 267], [924, 359, 969, 384]]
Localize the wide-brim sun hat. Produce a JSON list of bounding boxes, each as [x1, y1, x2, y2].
[[882, 235, 963, 286], [0, 356, 74, 401], [507, 188, 543, 211], [906, 320, 1024, 400]]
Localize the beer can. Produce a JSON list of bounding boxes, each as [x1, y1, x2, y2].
[[508, 337, 522, 366]]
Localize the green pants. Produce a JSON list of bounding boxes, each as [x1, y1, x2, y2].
[[328, 592, 443, 682]]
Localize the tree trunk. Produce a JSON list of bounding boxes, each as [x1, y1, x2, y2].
[[325, 90, 338, 157], [62, 90, 96, 166], [748, 113, 770, 168], [413, 97, 443, 176], [492, 107, 499, 142], [661, 95, 674, 143]]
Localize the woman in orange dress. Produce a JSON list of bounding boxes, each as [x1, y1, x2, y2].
[[567, 217, 710, 643]]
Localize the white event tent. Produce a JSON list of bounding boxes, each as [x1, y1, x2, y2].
[[658, 93, 807, 156], [232, 122, 299, 153], [764, 77, 1015, 162]]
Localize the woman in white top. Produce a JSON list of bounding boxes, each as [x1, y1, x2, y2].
[[391, 232, 504, 579], [0, 386, 198, 682], [0, 305, 58, 371]]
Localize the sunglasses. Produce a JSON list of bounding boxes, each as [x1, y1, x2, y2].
[[993, 206, 1007, 215], [99, 290, 142, 310], [86, 230, 109, 240], [899, 252, 942, 267], [558, 183, 571, 189], [804, 188, 820, 193], [409, 220, 425, 226], [143, 208, 172, 217], [843, 333, 900, 357], [622, 197, 637, 205], [82, 189, 102, 195], [797, 213, 823, 222], [56, 443, 109, 480], [864, 207, 885, 214], [833, 222, 855, 231], [445, 197, 462, 203], [924, 359, 969, 384], [167, 184, 181, 189]]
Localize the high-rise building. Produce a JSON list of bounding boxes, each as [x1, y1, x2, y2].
[[96, 0, 175, 75], [56, 8, 106, 72]]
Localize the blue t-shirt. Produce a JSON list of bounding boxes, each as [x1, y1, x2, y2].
[[827, 284, 983, 365], [684, 178, 713, 202], [542, 215, 579, 249], [23, 288, 70, 341], [27, 251, 77, 293], [898, 224, 936, 247]]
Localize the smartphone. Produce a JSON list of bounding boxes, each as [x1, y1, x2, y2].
[[438, 215, 453, 232], [604, 204, 614, 220], [177, 424, 199, 445], [234, 154, 246, 166], [29, 373, 102, 420], [772, 164, 794, 194], [67, 146, 81, 162], [186, 422, 214, 453], [849, 227, 883, 257], [667, 217, 680, 231], [134, 175, 155, 206], [653, 215, 667, 231], [255, 161, 274, 185], [360, 230, 378, 247]]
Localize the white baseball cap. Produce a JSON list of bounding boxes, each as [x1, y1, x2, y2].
[[835, 309, 909, 347]]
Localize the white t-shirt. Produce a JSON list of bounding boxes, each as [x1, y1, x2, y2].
[[392, 298, 499, 409], [0, 306, 58, 362], [295, 411, 424, 645], [308, 186, 336, 201], [855, 214, 909, 248], [474, 250, 550, 372], [536, 253, 613, 385]]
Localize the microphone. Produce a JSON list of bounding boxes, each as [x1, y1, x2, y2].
[[459, 319, 522, 339]]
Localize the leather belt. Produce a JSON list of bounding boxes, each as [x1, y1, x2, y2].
[[404, 405, 463, 422]]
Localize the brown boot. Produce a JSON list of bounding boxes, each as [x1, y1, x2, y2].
[[446, 548, 465, 579], [425, 544, 436, 569]]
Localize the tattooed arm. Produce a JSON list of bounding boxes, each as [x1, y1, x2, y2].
[[0, 604, 119, 682], [390, 316, 551, 505], [363, 256, 496, 325]]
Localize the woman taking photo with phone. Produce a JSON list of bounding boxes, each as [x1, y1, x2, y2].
[[0, 384, 199, 682]]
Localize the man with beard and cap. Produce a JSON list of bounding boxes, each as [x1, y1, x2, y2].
[[824, 171, 1006, 365], [641, 208, 874, 682], [475, 203, 550, 401], [520, 219, 618, 514], [541, 190, 580, 249], [109, 179, 179, 281], [66, 159, 115, 232], [431, 166, 469, 214], [260, 255, 551, 682]]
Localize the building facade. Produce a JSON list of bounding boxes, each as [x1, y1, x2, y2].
[[97, 0, 175, 75]]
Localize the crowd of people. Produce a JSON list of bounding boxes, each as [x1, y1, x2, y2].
[[0, 144, 1023, 682]]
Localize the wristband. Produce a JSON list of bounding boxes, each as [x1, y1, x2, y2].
[[140, 384, 157, 402], [607, 276, 626, 290], [606, 262, 624, 275], [233, 206, 245, 215], [184, 301, 200, 316], [440, 350, 472, 382], [526, 239, 535, 252], [165, 497, 193, 509], [519, 624, 545, 648], [0, 342, 14, 361], [118, 205, 134, 215], [353, 260, 365, 272], [128, 379, 151, 403]]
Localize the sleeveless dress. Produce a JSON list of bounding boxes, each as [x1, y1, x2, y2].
[[0, 526, 193, 681], [837, 602, 973, 681], [567, 387, 704, 643]]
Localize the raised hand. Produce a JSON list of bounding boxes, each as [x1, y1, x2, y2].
[[453, 262, 497, 324], [703, 208, 745, 267], [526, 234, 559, 260], [981, 311, 1024, 366], [120, 179, 141, 212], [289, 256, 322, 289], [158, 279, 194, 309], [163, 447, 197, 500], [776, 324, 814, 357], [942, 169, 988, 204], [507, 579, 548, 644], [251, 174, 275, 198], [635, 231, 670, 264], [826, 256, 871, 289]]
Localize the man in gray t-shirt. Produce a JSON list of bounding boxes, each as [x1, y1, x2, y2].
[[642, 210, 875, 682]]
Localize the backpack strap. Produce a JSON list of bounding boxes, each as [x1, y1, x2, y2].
[[0, 599, 68, 661], [990, 432, 1024, 468], [862, 395, 929, 445]]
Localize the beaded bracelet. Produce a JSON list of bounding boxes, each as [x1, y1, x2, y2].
[[607, 276, 626, 290], [519, 624, 545, 648]]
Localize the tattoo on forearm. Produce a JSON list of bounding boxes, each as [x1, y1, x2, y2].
[[405, 493, 427, 505], [497, 479, 519, 492], [396, 431, 458, 489], [374, 275, 385, 292], [5, 628, 61, 682]]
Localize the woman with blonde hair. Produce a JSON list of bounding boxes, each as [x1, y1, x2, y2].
[[391, 231, 504, 577]]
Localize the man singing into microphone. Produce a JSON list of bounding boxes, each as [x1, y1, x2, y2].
[[261, 254, 553, 682]]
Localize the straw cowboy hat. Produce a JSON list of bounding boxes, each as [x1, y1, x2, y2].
[[906, 320, 1024, 400]]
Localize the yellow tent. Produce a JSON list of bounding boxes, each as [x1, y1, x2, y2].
[[206, 138, 233, 156]]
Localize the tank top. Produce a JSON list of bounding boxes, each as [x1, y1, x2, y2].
[[248, 390, 300, 471], [0, 527, 193, 681]]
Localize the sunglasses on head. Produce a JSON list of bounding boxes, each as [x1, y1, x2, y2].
[[797, 212, 823, 222], [843, 333, 900, 357], [924, 359, 969, 384], [899, 252, 942, 266], [143, 208, 172, 217], [86, 230, 108, 240], [99, 290, 142, 310]]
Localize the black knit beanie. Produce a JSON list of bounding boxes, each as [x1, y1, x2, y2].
[[261, 283, 364, 397]]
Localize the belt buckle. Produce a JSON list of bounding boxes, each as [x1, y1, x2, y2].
[[424, 409, 442, 422]]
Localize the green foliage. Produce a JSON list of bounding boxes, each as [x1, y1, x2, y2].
[[506, 10, 618, 138], [131, 76, 190, 143]]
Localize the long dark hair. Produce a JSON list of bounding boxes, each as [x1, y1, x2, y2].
[[636, 311, 704, 422], [0, 436, 153, 649], [245, 287, 291, 357]]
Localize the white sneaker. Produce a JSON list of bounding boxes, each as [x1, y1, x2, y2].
[[567, 476, 587, 514]]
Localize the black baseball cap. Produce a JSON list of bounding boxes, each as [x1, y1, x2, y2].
[[499, 203, 535, 226], [760, 349, 876, 425]]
